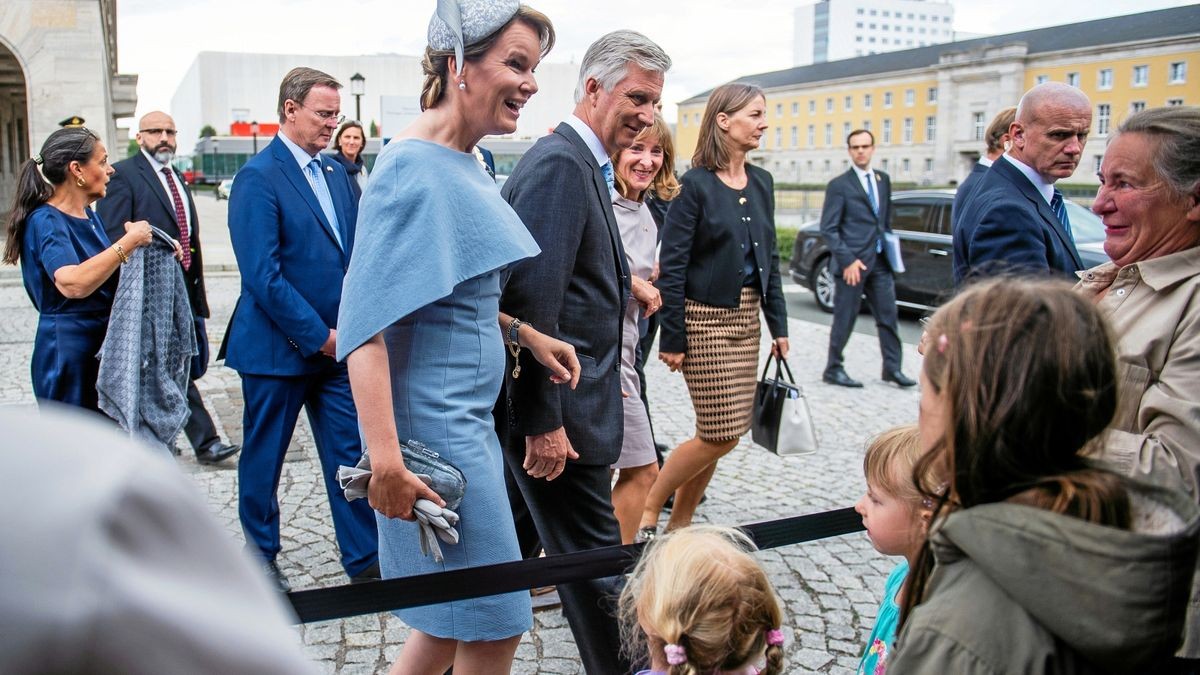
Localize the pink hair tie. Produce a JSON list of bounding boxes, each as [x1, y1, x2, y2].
[[765, 629, 785, 646], [664, 644, 687, 665]]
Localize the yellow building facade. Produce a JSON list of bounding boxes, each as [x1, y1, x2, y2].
[[675, 6, 1198, 186]]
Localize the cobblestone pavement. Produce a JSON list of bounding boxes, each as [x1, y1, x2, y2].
[[0, 195, 924, 674]]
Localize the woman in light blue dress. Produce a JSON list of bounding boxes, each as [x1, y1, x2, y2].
[[337, 3, 572, 674]]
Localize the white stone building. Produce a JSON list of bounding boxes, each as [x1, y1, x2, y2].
[[794, 0, 954, 66]]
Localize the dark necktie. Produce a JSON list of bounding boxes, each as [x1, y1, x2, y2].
[[1050, 189, 1074, 243], [162, 167, 191, 270]]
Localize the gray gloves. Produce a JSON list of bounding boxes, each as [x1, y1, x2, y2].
[[337, 453, 462, 563]]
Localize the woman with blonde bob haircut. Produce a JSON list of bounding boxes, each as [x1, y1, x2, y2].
[[642, 83, 789, 537], [607, 114, 678, 544]]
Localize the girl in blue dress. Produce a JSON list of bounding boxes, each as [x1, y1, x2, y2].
[[338, 3, 576, 673], [3, 127, 153, 412]]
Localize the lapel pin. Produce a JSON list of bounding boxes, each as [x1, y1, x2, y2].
[[325, 165, 333, 173], [738, 196, 747, 205]]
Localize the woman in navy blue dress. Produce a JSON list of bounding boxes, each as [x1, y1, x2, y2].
[[3, 127, 154, 412]]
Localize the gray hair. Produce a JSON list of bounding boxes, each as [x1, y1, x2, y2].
[[1113, 105, 1200, 201], [277, 67, 342, 123], [573, 30, 671, 103]]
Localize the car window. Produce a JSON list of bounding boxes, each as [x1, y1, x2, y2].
[[1066, 200, 1105, 245], [892, 201, 937, 234]]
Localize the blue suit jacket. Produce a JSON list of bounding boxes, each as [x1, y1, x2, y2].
[[950, 160, 989, 232], [952, 155, 1082, 285], [225, 135, 357, 375]]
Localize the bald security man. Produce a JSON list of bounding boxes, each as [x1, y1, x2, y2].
[[953, 83, 1090, 284]]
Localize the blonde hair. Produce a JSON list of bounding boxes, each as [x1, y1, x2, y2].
[[610, 114, 681, 202], [863, 424, 926, 505], [619, 525, 785, 675]]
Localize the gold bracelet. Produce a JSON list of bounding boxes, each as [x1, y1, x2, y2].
[[112, 243, 128, 264]]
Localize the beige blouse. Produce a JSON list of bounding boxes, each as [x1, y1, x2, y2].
[[1076, 245, 1200, 498]]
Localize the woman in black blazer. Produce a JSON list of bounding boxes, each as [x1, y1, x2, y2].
[[639, 83, 789, 537]]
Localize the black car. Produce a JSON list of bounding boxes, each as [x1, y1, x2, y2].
[[788, 189, 1110, 313]]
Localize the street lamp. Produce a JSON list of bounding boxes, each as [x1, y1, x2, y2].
[[251, 120, 260, 155], [350, 72, 365, 123], [211, 138, 219, 185]]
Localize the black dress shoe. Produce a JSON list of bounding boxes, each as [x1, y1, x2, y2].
[[350, 561, 381, 584], [823, 370, 864, 388], [196, 443, 240, 465], [264, 560, 291, 593], [883, 370, 917, 388]]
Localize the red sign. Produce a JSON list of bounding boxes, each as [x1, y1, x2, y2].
[[229, 122, 280, 137]]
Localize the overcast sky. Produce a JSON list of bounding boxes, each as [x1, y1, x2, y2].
[[118, 0, 1196, 126]]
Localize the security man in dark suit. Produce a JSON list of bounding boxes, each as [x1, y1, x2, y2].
[[500, 30, 671, 675], [98, 111, 239, 465], [820, 129, 914, 389], [954, 82, 1089, 284], [951, 106, 1016, 230]]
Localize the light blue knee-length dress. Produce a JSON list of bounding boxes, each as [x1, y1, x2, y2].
[[336, 138, 540, 641]]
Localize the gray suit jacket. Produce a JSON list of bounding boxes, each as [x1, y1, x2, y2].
[[819, 168, 893, 271], [501, 123, 629, 466]]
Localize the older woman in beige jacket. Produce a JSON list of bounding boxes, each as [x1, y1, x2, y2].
[[1077, 105, 1200, 660]]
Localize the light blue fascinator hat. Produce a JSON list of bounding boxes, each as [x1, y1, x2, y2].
[[428, 0, 521, 76]]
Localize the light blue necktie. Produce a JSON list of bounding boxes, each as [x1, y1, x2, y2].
[[866, 172, 879, 216], [601, 162, 615, 194], [306, 159, 343, 250], [1050, 188, 1075, 243]]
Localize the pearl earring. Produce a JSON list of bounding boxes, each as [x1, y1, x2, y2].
[[458, 80, 466, 90]]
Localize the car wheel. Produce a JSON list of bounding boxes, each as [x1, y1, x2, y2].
[[811, 256, 835, 313]]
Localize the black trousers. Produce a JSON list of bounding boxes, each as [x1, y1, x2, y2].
[[182, 318, 224, 454], [825, 257, 903, 375]]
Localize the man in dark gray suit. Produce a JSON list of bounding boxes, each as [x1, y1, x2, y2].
[[500, 30, 670, 674], [820, 129, 914, 389], [951, 106, 1015, 230]]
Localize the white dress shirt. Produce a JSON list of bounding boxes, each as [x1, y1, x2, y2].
[[141, 149, 192, 231], [1003, 152, 1055, 205]]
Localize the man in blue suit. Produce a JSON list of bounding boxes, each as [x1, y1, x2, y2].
[[226, 67, 377, 592], [954, 83, 1090, 284], [950, 106, 1015, 231]]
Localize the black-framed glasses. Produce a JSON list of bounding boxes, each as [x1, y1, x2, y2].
[[296, 103, 345, 125], [140, 128, 178, 137]]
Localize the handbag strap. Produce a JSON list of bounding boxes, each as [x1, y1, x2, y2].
[[760, 352, 797, 385]]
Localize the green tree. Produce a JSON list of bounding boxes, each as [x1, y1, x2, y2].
[[126, 138, 139, 159], [369, 120, 379, 137], [199, 124, 217, 138]]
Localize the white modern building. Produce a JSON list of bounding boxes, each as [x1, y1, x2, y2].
[[170, 51, 580, 156], [794, 0, 954, 66]]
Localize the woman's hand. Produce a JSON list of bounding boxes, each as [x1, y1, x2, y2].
[[630, 275, 662, 318], [770, 337, 790, 360], [522, 327, 581, 389], [659, 351, 684, 372], [367, 449, 445, 521], [121, 220, 153, 250]]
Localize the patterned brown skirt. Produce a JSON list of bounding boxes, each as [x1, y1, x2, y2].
[[682, 287, 762, 442]]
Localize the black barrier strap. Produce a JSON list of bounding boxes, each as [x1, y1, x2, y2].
[[287, 507, 864, 624]]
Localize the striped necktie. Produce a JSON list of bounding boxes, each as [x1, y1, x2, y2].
[[1050, 189, 1074, 243], [161, 167, 192, 270]]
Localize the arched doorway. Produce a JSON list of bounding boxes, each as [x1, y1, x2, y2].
[[0, 39, 29, 216]]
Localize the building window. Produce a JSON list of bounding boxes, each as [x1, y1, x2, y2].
[[883, 10, 890, 17], [863, 120, 872, 132], [856, 21, 864, 28], [694, 113, 700, 125], [680, 115, 686, 127], [925, 115, 936, 142], [1131, 101, 1146, 113], [844, 95, 853, 111], [881, 158, 889, 171], [1093, 155, 1103, 174], [870, 9, 877, 15], [809, 100, 816, 114], [824, 123, 833, 146], [973, 112, 985, 141], [1170, 61, 1187, 83], [905, 89, 914, 106], [1066, 72, 1080, 87], [791, 126, 798, 147], [864, 93, 872, 110], [857, 7, 863, 14], [775, 103, 783, 117], [1168, 98, 1185, 106], [807, 159, 814, 171], [823, 159, 831, 172], [856, 36, 863, 43], [882, 119, 892, 144], [902, 158, 910, 172], [826, 97, 834, 113], [883, 91, 893, 108], [903, 117, 913, 144], [1098, 68, 1113, 90], [1097, 104, 1111, 135], [807, 124, 815, 146], [774, 128, 782, 147], [792, 102, 799, 115], [843, 121, 852, 138], [1036, 75, 1049, 84], [927, 87, 938, 103], [924, 158, 934, 172], [1133, 65, 1149, 87]]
